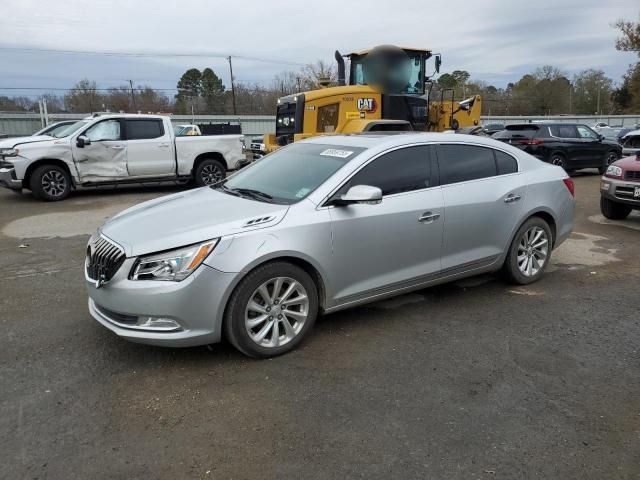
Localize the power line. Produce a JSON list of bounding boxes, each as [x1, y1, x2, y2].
[[0, 46, 305, 66]]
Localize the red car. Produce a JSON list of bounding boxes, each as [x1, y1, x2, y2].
[[600, 153, 640, 219]]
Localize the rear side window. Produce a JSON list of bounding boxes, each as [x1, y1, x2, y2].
[[438, 145, 497, 185], [550, 125, 578, 138], [493, 125, 539, 140], [495, 150, 518, 175], [126, 120, 164, 140], [347, 146, 431, 196]]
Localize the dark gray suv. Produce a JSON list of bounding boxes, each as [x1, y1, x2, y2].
[[493, 123, 622, 174]]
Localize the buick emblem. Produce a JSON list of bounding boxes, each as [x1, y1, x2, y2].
[[95, 271, 106, 289]]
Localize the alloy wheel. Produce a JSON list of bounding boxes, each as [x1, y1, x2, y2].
[[551, 156, 565, 168], [245, 277, 309, 348], [201, 164, 224, 185], [517, 226, 549, 277], [606, 152, 618, 166], [41, 170, 67, 197]]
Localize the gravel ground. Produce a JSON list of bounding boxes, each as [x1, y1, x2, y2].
[[0, 174, 639, 480]]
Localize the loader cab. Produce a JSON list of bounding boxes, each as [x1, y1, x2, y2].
[[347, 47, 433, 95]]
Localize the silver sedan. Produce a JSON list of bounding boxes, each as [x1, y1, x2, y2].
[[85, 133, 575, 357]]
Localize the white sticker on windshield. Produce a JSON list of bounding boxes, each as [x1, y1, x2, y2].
[[320, 149, 354, 159], [295, 187, 311, 198]]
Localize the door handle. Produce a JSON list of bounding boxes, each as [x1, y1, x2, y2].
[[504, 194, 521, 203], [110, 145, 126, 150], [158, 143, 170, 148], [418, 212, 440, 223]]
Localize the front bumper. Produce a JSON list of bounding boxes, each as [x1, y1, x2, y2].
[[0, 167, 22, 190], [622, 147, 640, 156], [86, 258, 238, 347], [600, 176, 640, 208]]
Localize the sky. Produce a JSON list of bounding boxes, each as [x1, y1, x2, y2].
[[0, 0, 638, 98]]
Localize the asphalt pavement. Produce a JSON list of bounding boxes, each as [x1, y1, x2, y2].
[[1, 174, 639, 479]]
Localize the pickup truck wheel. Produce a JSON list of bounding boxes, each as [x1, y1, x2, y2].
[[30, 164, 71, 201], [600, 197, 631, 220], [195, 159, 226, 187]]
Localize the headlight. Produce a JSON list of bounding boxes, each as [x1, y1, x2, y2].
[[605, 165, 622, 178], [0, 148, 18, 157], [131, 239, 219, 281]]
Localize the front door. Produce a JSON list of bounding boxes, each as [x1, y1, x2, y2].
[[576, 124, 605, 167], [72, 118, 128, 182], [436, 144, 525, 271], [327, 145, 444, 304]]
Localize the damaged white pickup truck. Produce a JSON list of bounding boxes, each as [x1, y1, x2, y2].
[[0, 114, 248, 201]]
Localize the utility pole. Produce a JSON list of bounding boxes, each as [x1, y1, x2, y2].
[[596, 87, 601, 116], [227, 56, 237, 115], [568, 82, 572, 114], [128, 79, 137, 112]]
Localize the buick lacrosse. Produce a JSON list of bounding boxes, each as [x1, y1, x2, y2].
[[86, 133, 575, 357]]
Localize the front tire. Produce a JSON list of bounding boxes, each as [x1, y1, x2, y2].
[[29, 164, 71, 201], [598, 151, 619, 175], [194, 158, 226, 187], [600, 197, 631, 220], [224, 262, 319, 358], [503, 217, 553, 285]]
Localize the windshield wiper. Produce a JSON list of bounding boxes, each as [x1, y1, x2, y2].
[[232, 188, 274, 203], [213, 184, 242, 197]]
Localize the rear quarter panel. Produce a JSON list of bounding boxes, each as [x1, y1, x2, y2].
[[175, 135, 244, 174]]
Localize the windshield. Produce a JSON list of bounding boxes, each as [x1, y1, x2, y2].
[[50, 121, 89, 138], [351, 50, 425, 94], [218, 143, 366, 204]]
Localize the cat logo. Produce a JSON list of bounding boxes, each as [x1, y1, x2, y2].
[[356, 98, 377, 113]]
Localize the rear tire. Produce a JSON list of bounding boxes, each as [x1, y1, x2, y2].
[[224, 262, 319, 358], [600, 196, 631, 220], [29, 164, 71, 201], [503, 217, 553, 285], [598, 151, 619, 175], [194, 158, 226, 187], [550, 152, 569, 171]]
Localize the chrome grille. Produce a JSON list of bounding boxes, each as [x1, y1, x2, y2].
[[86, 236, 125, 283]]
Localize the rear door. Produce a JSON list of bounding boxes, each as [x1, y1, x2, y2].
[[124, 118, 175, 177], [549, 124, 590, 168], [436, 143, 525, 271], [72, 118, 128, 182]]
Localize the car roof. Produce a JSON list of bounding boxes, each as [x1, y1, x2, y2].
[[300, 132, 515, 150], [83, 113, 169, 120]]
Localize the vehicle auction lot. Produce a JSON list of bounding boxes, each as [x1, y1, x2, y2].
[[1, 174, 639, 479]]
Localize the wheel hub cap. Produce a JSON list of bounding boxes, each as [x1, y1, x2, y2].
[[517, 226, 549, 277]]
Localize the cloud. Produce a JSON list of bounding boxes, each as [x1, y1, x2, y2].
[[0, 0, 637, 94]]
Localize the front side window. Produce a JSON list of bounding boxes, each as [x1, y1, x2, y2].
[[438, 144, 497, 185], [126, 120, 164, 140], [576, 125, 598, 140], [222, 143, 365, 204], [345, 146, 431, 196], [84, 119, 121, 142], [52, 121, 89, 138], [317, 104, 339, 133]]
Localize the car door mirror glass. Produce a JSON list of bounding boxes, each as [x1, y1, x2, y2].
[[332, 185, 382, 206], [76, 135, 91, 148]]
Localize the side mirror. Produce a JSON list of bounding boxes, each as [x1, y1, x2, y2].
[[331, 185, 382, 206], [76, 135, 91, 148], [598, 134, 604, 142]]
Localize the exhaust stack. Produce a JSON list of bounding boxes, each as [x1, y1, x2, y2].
[[335, 50, 346, 86]]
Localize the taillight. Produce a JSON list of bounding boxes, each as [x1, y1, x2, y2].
[[518, 138, 544, 145], [563, 178, 575, 197]]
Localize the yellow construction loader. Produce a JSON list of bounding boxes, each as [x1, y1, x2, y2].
[[261, 45, 481, 154]]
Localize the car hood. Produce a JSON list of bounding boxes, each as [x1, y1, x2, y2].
[[101, 187, 289, 257], [0, 135, 53, 149], [613, 155, 640, 171]]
